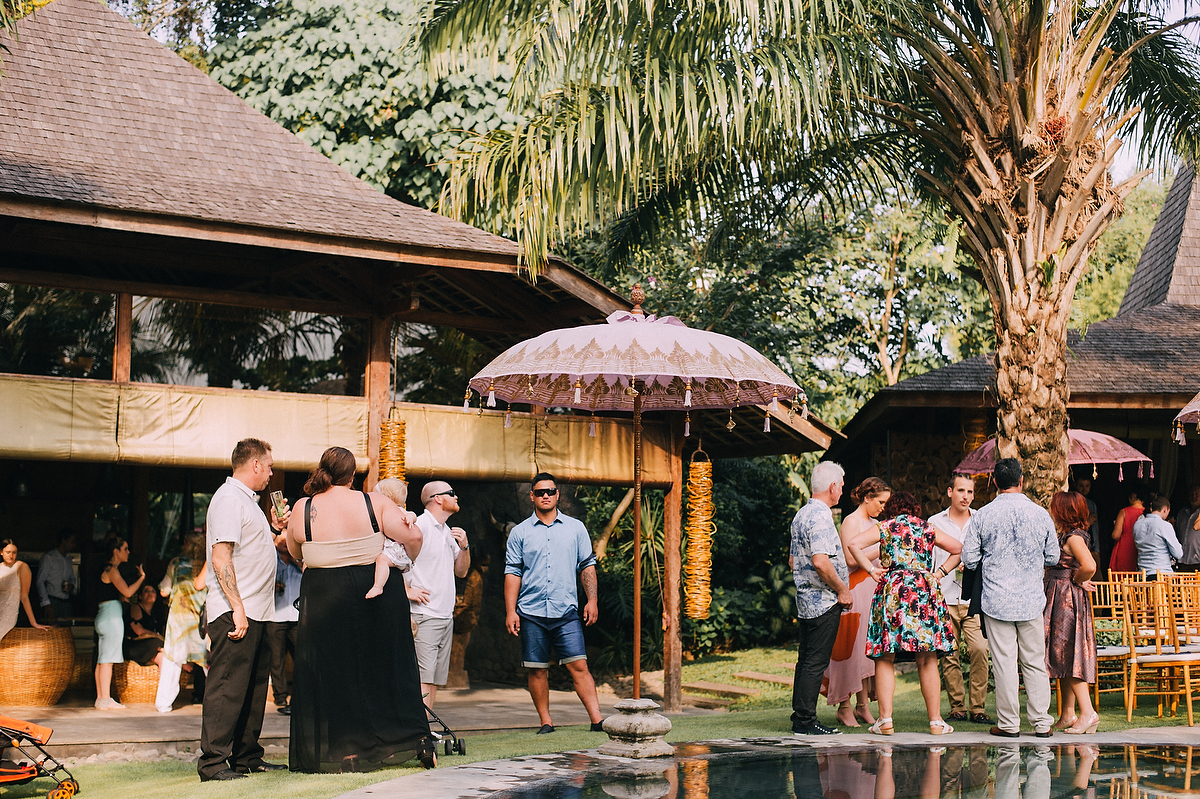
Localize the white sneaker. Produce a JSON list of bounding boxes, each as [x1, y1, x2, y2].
[[94, 697, 125, 710]]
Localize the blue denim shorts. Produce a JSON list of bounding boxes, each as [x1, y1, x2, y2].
[[518, 608, 587, 668]]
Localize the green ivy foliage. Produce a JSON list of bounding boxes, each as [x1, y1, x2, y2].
[[208, 0, 521, 210]]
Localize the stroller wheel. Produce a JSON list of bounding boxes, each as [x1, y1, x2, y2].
[[48, 787, 71, 799], [455, 738, 466, 756], [63, 779, 80, 795], [443, 740, 452, 757]]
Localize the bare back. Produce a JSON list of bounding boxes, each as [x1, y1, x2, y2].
[[288, 485, 422, 561]]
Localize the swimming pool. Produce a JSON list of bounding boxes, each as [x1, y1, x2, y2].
[[490, 742, 1198, 799]]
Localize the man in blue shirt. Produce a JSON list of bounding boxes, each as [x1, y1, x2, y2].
[[505, 472, 604, 734]]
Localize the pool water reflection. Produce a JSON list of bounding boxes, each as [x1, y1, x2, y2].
[[497, 744, 1199, 799]]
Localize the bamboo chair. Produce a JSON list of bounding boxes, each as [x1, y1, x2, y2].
[[1090, 580, 1131, 706], [1124, 581, 1200, 725], [1109, 570, 1147, 583]]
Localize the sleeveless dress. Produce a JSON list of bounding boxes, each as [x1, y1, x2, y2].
[[289, 492, 431, 773], [865, 515, 956, 660], [124, 602, 166, 666], [161, 558, 208, 667], [1044, 528, 1097, 682], [0, 562, 22, 641], [95, 578, 125, 665], [1108, 505, 1141, 573], [823, 519, 879, 705]]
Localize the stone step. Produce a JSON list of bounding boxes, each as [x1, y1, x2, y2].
[[776, 662, 797, 670], [734, 670, 795, 687], [681, 694, 735, 709], [681, 680, 761, 698]]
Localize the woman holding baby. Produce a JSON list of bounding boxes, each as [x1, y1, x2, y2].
[[286, 446, 435, 772]]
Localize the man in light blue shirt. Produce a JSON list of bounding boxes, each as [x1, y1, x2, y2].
[[962, 458, 1058, 738], [505, 472, 603, 734], [1133, 496, 1182, 577]]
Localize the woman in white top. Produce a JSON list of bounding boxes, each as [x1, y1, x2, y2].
[[0, 539, 50, 641]]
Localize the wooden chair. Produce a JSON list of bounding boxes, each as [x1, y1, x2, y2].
[[1090, 580, 1131, 706], [1124, 580, 1200, 725], [1109, 570, 1147, 583]]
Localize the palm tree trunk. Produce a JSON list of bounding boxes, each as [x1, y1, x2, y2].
[[992, 300, 1071, 506]]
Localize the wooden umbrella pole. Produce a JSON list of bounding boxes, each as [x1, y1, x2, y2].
[[632, 385, 642, 699]]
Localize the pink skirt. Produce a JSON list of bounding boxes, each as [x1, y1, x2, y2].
[[822, 562, 878, 705]]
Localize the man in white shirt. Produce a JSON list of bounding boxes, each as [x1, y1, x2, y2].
[[930, 474, 993, 725], [36, 529, 76, 623], [407, 481, 470, 708], [198, 438, 290, 782]]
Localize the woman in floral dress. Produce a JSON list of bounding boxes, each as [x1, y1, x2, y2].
[[846, 492, 960, 735]]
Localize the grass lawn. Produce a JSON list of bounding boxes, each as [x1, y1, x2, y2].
[[5, 647, 1192, 799]]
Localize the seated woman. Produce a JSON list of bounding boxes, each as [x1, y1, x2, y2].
[[286, 446, 433, 772], [846, 492, 961, 736], [125, 583, 166, 668], [0, 539, 50, 640], [95, 537, 146, 709]]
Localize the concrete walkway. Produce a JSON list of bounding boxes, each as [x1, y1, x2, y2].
[[0, 682, 712, 759], [336, 727, 1200, 799]]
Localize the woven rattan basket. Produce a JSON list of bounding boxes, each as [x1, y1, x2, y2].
[[114, 660, 160, 704], [0, 626, 75, 705]]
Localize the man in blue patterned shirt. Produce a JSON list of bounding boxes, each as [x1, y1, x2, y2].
[[789, 461, 853, 735], [962, 458, 1059, 738]]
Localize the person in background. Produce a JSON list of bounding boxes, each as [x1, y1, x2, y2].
[[125, 582, 167, 668], [788, 461, 852, 736], [1175, 486, 1200, 573], [1133, 496, 1182, 578], [267, 535, 301, 716], [198, 438, 289, 781], [409, 481, 470, 709], [962, 458, 1058, 739], [0, 540, 50, 642], [95, 537, 145, 709], [929, 475, 993, 725], [36, 529, 76, 624], [1108, 486, 1146, 574], [846, 491, 960, 736], [825, 477, 888, 728], [1045, 491, 1099, 734], [505, 473, 604, 735], [155, 529, 208, 714], [1072, 475, 1100, 552]]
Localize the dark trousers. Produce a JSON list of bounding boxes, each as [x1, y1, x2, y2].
[[198, 613, 272, 779], [265, 620, 297, 705], [791, 603, 843, 730]]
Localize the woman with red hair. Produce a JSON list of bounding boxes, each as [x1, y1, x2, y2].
[[1046, 491, 1099, 733]]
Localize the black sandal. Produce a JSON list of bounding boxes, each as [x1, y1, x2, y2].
[[418, 738, 437, 770]]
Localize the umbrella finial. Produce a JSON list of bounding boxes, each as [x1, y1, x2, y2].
[[630, 284, 646, 316]]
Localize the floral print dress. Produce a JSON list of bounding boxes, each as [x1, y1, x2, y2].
[[865, 514, 956, 660]]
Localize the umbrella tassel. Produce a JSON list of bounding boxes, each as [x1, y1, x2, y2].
[[684, 413, 691, 437], [1119, 464, 1124, 482], [1138, 462, 1144, 479], [486, 382, 496, 407], [1150, 462, 1154, 479], [504, 409, 512, 428], [462, 388, 471, 413], [684, 381, 692, 407], [763, 411, 771, 433], [769, 392, 778, 413], [589, 418, 596, 437], [1093, 463, 1098, 480], [574, 379, 582, 404]]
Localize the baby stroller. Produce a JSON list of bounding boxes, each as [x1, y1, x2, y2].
[[425, 703, 466, 757], [0, 715, 79, 799]]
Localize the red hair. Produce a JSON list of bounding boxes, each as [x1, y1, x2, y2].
[[1050, 491, 1090, 532]]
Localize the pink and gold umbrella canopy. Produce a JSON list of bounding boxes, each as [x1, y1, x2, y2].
[[468, 310, 804, 412], [1174, 389, 1200, 444], [956, 430, 1152, 480]]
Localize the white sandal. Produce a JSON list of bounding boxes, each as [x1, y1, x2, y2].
[[869, 717, 894, 735], [929, 719, 953, 735]]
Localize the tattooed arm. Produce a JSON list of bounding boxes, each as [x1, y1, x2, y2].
[[581, 565, 599, 625], [210, 542, 247, 639]]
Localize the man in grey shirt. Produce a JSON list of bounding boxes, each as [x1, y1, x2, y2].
[[962, 458, 1059, 738]]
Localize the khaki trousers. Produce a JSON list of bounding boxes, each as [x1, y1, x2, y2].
[[984, 614, 1054, 734], [940, 603, 989, 714]]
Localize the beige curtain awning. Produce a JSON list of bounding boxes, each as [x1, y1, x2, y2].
[[0, 375, 673, 485]]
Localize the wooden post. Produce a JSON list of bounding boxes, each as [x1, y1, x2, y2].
[[632, 389, 642, 699], [365, 315, 394, 490], [130, 466, 149, 561], [662, 417, 684, 712], [113, 292, 133, 382]]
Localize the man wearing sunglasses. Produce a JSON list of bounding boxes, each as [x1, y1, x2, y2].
[[504, 473, 605, 734], [408, 481, 470, 708]]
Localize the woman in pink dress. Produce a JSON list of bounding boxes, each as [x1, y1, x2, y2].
[[1108, 487, 1145, 574], [824, 477, 889, 727]]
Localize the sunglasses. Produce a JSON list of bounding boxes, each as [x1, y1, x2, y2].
[[532, 488, 559, 498], [431, 490, 456, 499]]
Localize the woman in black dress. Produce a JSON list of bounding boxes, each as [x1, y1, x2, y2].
[[124, 583, 167, 667], [285, 446, 432, 772]]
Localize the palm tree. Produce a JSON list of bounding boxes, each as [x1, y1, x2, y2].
[[422, 0, 1200, 501]]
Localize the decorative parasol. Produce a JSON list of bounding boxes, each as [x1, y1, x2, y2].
[[467, 285, 803, 696], [955, 429, 1153, 481], [1174, 389, 1200, 444]]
